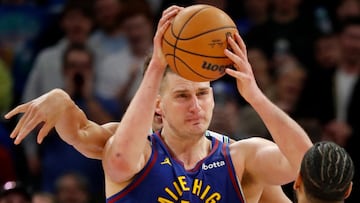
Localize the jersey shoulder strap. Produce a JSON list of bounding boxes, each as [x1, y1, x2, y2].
[[206, 130, 230, 144]]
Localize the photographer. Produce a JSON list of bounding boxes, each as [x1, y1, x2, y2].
[[62, 43, 120, 124]]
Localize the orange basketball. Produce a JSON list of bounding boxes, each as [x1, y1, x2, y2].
[[162, 4, 238, 82]]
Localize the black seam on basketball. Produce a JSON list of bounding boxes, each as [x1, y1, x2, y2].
[[163, 37, 229, 58], [165, 54, 179, 72], [171, 54, 219, 80], [174, 26, 237, 40], [173, 7, 210, 71]]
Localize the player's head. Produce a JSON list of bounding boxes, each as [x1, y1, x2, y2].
[[157, 66, 214, 136], [142, 54, 215, 135], [294, 141, 354, 203]]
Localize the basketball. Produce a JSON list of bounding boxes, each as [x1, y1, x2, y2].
[[162, 4, 238, 82]]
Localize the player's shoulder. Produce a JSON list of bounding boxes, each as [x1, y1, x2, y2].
[[229, 137, 276, 154]]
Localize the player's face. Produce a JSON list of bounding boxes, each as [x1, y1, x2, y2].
[[158, 73, 214, 137]]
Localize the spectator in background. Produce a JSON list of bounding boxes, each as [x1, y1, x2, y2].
[[0, 181, 31, 203], [0, 59, 13, 116], [95, 0, 154, 114], [209, 80, 243, 140], [0, 123, 17, 186], [271, 59, 307, 116], [89, 0, 127, 70], [313, 32, 341, 70], [62, 43, 120, 123], [19, 0, 95, 192], [238, 58, 307, 140], [336, 0, 360, 23], [21, 44, 107, 200], [236, 0, 270, 36], [32, 192, 55, 203], [54, 172, 91, 203], [245, 0, 317, 68], [22, 0, 94, 103], [247, 47, 273, 96], [297, 16, 360, 203], [0, 1, 49, 103]]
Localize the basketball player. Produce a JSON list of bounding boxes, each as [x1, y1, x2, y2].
[[293, 141, 354, 203], [6, 5, 311, 202]]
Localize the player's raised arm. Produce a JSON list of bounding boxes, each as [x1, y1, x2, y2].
[[101, 6, 182, 184], [5, 88, 114, 159], [225, 33, 312, 181]]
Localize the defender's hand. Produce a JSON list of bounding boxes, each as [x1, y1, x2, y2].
[[5, 89, 73, 144]]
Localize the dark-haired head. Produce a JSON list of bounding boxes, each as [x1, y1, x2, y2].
[[295, 141, 354, 203], [62, 43, 94, 69], [60, 0, 94, 21]]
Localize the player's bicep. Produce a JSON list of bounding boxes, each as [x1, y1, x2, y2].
[[102, 134, 152, 184], [244, 138, 296, 185]]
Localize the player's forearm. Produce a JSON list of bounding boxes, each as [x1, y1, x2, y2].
[[51, 89, 107, 158], [249, 92, 312, 169], [104, 61, 165, 177]]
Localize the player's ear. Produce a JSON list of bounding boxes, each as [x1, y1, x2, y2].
[[293, 174, 302, 190], [344, 181, 353, 199]]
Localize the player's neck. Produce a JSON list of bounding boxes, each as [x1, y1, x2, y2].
[[160, 130, 211, 170]]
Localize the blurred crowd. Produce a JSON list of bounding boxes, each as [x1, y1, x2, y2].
[[0, 0, 359, 202]]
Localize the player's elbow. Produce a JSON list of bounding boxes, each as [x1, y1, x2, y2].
[[102, 151, 138, 182]]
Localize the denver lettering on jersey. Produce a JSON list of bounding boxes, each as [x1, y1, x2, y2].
[[157, 176, 221, 203]]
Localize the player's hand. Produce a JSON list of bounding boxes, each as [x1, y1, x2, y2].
[[152, 5, 183, 70], [224, 33, 261, 102], [4, 89, 72, 144]]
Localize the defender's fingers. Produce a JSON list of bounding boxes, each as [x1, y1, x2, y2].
[[15, 114, 44, 144], [37, 122, 53, 144], [4, 103, 30, 119], [9, 111, 30, 140]]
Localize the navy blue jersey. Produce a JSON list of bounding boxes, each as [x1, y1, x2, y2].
[[106, 132, 245, 203]]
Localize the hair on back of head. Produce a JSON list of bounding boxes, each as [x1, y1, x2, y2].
[[300, 141, 354, 202]]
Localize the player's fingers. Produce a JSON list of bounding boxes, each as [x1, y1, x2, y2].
[[158, 8, 181, 29], [4, 103, 30, 119], [225, 67, 248, 80], [226, 34, 244, 59], [157, 20, 171, 38], [234, 33, 247, 58], [37, 122, 53, 144], [14, 113, 44, 145], [224, 49, 246, 72], [162, 5, 183, 17], [9, 110, 31, 140], [9, 122, 21, 140]]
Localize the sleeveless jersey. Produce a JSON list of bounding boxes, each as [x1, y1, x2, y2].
[[106, 132, 245, 203]]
